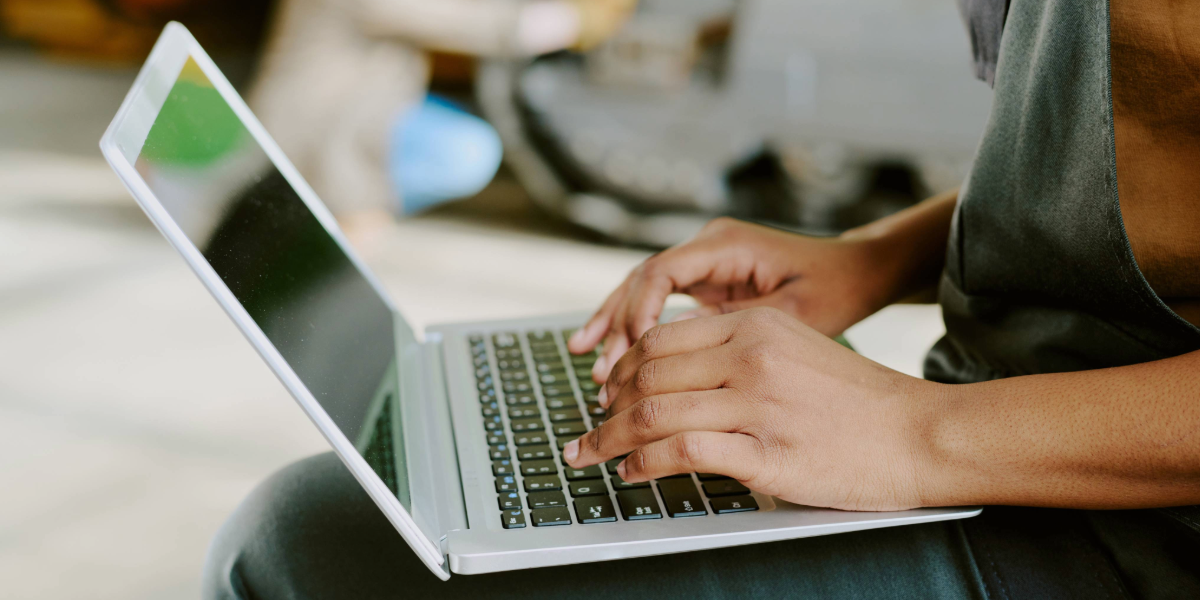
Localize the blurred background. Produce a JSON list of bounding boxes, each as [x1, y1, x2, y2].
[[0, 0, 990, 597]]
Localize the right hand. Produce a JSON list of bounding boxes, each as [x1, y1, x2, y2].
[[567, 217, 900, 382]]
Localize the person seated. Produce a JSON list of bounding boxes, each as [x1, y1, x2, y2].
[[204, 0, 1200, 597]]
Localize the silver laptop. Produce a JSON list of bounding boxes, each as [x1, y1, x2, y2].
[[100, 23, 980, 580]]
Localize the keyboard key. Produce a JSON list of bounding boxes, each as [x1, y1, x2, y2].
[[527, 330, 555, 343], [574, 495, 618, 524], [539, 372, 571, 386], [657, 478, 707, 518], [521, 459, 558, 476], [488, 444, 510, 460], [473, 355, 489, 368], [545, 397, 575, 410], [481, 405, 501, 418], [697, 473, 727, 480], [492, 459, 514, 476], [555, 435, 580, 450], [553, 421, 587, 436], [495, 348, 521, 360], [484, 419, 504, 432], [514, 433, 549, 446], [541, 386, 574, 397], [710, 495, 759, 514], [509, 418, 544, 432], [702, 479, 750, 497], [501, 508, 526, 529], [563, 465, 603, 480], [500, 370, 528, 382], [496, 358, 524, 370], [609, 473, 651, 490], [548, 408, 583, 422], [658, 473, 693, 479], [535, 362, 566, 373], [577, 380, 600, 393], [605, 458, 625, 475], [508, 406, 540, 419], [498, 492, 521, 510], [569, 480, 608, 496], [492, 332, 518, 348], [584, 404, 606, 417], [505, 394, 536, 406], [503, 381, 533, 394], [479, 388, 497, 401], [516, 445, 553, 461], [475, 366, 492, 379], [531, 507, 573, 527], [616, 488, 663, 520], [486, 433, 505, 446], [527, 491, 567, 509], [495, 475, 518, 493], [477, 379, 494, 391], [523, 475, 562, 492]]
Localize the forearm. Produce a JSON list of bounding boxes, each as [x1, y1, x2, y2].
[[842, 187, 958, 304], [355, 0, 580, 57], [917, 350, 1200, 509]]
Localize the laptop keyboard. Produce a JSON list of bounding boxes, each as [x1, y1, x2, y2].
[[469, 329, 759, 529]]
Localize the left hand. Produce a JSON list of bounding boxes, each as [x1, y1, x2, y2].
[[562, 307, 942, 511]]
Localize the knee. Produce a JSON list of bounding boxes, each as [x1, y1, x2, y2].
[[202, 453, 396, 599]]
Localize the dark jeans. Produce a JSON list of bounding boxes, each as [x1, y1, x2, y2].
[[202, 453, 1198, 599]]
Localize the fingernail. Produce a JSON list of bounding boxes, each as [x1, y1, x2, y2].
[[597, 386, 609, 408], [563, 439, 579, 463], [616, 460, 627, 479], [591, 355, 608, 379]]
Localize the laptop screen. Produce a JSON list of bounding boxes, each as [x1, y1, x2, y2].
[[134, 58, 410, 507]]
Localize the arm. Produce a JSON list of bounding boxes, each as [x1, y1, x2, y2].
[[562, 308, 1200, 512], [570, 188, 961, 382], [354, 0, 635, 57], [922, 350, 1200, 509]]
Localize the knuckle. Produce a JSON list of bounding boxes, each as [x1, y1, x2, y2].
[[626, 450, 648, 477], [633, 361, 659, 394], [675, 432, 707, 470], [638, 325, 667, 357], [630, 398, 666, 435], [587, 423, 605, 453]]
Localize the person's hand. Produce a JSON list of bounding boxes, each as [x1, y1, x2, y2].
[[562, 308, 941, 511], [567, 217, 901, 383]]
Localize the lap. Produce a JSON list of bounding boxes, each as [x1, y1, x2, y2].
[[204, 452, 1167, 600]]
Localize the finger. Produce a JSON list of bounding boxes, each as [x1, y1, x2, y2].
[[618, 431, 763, 483], [568, 279, 630, 354], [670, 285, 800, 322], [600, 316, 739, 408], [615, 244, 747, 357], [605, 346, 732, 415], [565, 389, 740, 468], [593, 325, 630, 384]]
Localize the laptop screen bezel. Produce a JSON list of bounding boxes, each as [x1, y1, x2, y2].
[[99, 22, 446, 578]]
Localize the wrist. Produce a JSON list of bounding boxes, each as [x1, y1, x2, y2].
[[905, 380, 987, 507]]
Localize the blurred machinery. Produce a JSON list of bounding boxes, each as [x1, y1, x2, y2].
[[479, 0, 994, 246]]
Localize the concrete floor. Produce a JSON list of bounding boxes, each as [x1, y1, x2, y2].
[[0, 50, 945, 599]]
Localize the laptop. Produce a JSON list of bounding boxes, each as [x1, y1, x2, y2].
[[100, 23, 980, 580]]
